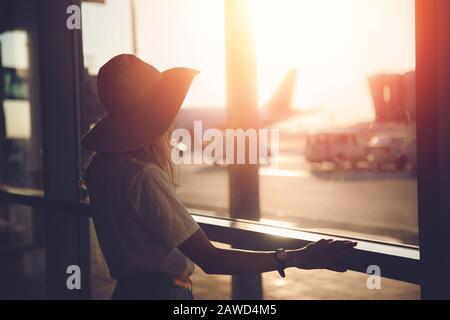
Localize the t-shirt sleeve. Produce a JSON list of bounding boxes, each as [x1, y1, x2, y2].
[[128, 165, 200, 249]]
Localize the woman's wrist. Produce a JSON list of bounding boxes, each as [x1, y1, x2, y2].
[[286, 249, 302, 268]]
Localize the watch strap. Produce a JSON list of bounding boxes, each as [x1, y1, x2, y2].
[[275, 248, 287, 278]]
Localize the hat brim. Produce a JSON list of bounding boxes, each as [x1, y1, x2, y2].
[[81, 67, 198, 153]]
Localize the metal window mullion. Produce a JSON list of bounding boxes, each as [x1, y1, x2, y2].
[[39, 0, 90, 300], [224, 0, 262, 300]]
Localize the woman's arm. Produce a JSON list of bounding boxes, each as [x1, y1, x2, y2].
[[178, 228, 357, 275]]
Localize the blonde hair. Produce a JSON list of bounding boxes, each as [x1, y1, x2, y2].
[[130, 131, 176, 184], [83, 131, 176, 188]]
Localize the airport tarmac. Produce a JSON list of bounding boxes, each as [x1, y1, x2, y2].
[[176, 152, 419, 245]]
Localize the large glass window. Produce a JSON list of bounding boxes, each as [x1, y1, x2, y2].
[[0, 3, 43, 189], [81, 0, 227, 212], [0, 0, 45, 299], [81, 0, 135, 300], [81, 0, 227, 299], [247, 0, 417, 246], [81, 0, 419, 300], [136, 0, 228, 213], [159, 0, 417, 247]]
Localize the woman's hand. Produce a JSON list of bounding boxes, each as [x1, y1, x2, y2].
[[288, 239, 357, 272], [180, 228, 357, 275]]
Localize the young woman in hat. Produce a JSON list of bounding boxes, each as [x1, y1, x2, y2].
[[82, 54, 357, 300]]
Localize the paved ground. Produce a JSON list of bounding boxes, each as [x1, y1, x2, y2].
[[191, 266, 420, 300], [176, 152, 418, 245]]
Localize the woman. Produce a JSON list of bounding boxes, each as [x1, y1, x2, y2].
[[82, 54, 357, 300]]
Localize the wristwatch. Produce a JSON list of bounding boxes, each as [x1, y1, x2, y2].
[[274, 248, 287, 278]]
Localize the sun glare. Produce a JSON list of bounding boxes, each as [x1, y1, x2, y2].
[[246, 0, 415, 126], [84, 0, 415, 126]]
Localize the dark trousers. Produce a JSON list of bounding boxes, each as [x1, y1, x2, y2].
[[111, 271, 193, 300]]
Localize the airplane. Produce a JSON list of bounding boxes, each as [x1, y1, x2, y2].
[[173, 69, 319, 131]]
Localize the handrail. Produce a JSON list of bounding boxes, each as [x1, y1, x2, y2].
[[0, 186, 420, 284]]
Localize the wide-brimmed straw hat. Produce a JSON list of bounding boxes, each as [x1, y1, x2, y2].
[[81, 54, 198, 153]]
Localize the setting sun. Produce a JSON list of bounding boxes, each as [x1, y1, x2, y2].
[[82, 0, 415, 127], [247, 0, 415, 126]]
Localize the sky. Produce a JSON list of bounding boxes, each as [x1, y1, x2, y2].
[[82, 0, 415, 127]]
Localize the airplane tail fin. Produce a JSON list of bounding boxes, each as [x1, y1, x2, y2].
[[261, 69, 297, 125], [267, 69, 297, 111]]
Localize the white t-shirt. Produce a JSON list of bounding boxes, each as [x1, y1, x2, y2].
[[86, 155, 199, 280]]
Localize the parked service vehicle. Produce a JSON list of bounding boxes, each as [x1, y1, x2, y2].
[[202, 137, 273, 166], [305, 131, 367, 165], [172, 137, 272, 166], [366, 134, 417, 170]]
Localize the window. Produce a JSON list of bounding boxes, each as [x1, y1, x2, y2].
[[87, 0, 417, 248], [80, 0, 134, 133], [0, 0, 45, 299], [81, 0, 137, 299], [81, 0, 228, 299], [0, 6, 43, 189], [80, 0, 419, 299], [248, 0, 418, 246], [81, 0, 228, 213], [109, 0, 418, 248]]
